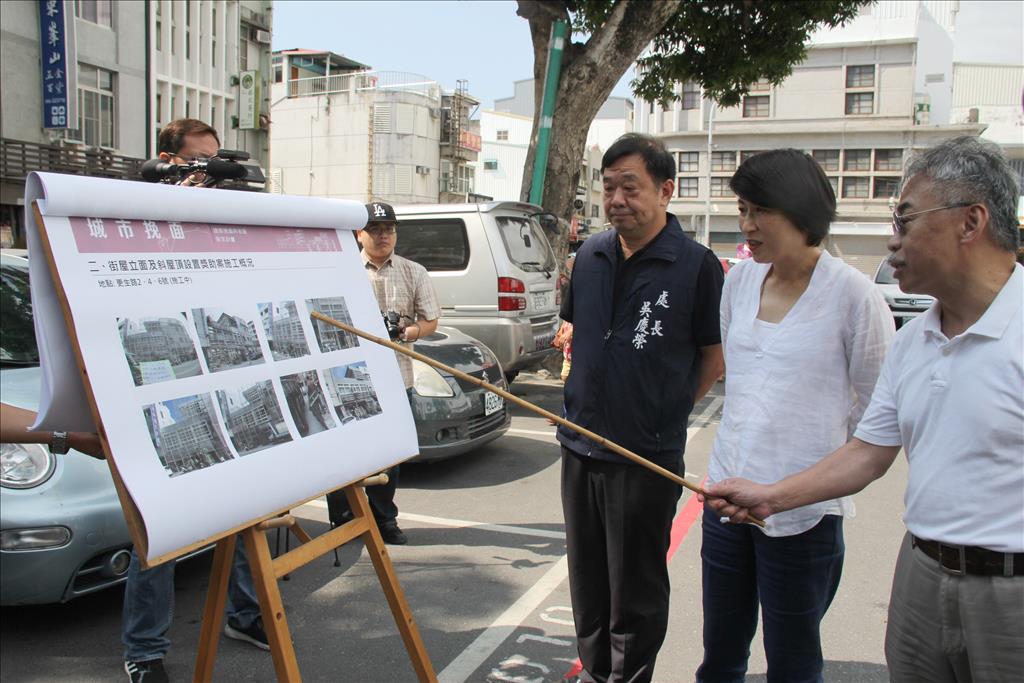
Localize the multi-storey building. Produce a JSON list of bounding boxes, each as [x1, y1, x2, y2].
[[151, 395, 232, 476], [0, 0, 273, 247], [477, 79, 634, 236], [633, 1, 990, 274], [269, 49, 483, 204]]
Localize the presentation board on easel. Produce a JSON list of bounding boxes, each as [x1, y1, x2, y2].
[[24, 172, 419, 565]]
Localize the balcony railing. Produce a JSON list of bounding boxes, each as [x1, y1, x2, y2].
[[441, 176, 475, 194], [1, 137, 144, 185], [287, 70, 440, 99]]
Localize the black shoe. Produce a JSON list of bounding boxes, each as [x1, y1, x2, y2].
[[124, 659, 168, 683], [224, 615, 270, 651], [379, 522, 408, 545]]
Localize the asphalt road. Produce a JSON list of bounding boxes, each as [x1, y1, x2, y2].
[[0, 373, 907, 682]]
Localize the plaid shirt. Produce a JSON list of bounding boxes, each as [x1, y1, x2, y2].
[[362, 251, 441, 387]]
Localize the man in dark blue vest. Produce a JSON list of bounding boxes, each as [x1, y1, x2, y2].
[[559, 133, 724, 682]]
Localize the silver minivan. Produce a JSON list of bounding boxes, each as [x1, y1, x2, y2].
[[392, 201, 561, 382]]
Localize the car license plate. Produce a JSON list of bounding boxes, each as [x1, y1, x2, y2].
[[534, 331, 554, 351], [531, 291, 548, 309], [484, 391, 503, 416]]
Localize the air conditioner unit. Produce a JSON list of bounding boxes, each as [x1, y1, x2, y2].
[[256, 29, 272, 45], [415, 165, 430, 175], [428, 107, 440, 119]]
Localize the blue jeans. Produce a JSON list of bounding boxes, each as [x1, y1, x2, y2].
[[697, 508, 844, 683], [122, 539, 261, 662]]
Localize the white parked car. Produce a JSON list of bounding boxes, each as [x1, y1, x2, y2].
[[873, 258, 935, 329]]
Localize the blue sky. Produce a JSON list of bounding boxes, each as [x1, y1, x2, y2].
[[271, 0, 634, 110], [271, 0, 1023, 111]]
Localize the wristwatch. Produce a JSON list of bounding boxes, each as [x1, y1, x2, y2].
[[50, 431, 70, 454]]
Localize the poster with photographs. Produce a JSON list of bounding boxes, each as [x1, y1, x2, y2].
[[25, 172, 417, 563]]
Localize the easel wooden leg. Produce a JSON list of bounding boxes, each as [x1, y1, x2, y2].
[[242, 525, 302, 682], [344, 485, 437, 683], [193, 536, 235, 682]]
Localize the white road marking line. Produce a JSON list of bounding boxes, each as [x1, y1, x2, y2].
[[438, 556, 569, 683], [298, 501, 566, 540], [507, 427, 558, 438], [691, 396, 724, 428]]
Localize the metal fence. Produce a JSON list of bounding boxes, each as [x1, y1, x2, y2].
[[1, 137, 143, 184]]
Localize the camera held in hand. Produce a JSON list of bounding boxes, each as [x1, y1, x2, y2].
[[382, 311, 403, 340], [139, 149, 265, 186]]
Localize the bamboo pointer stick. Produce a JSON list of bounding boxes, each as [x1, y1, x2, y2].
[[311, 312, 765, 528]]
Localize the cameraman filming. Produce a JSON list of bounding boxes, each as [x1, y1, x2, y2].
[[326, 202, 440, 545], [121, 118, 267, 683]]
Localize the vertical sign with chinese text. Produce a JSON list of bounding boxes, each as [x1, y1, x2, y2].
[[238, 70, 259, 130], [38, 0, 78, 129]]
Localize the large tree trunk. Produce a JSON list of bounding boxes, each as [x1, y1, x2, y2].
[[516, 0, 682, 256]]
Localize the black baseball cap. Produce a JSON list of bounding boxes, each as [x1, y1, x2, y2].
[[365, 202, 398, 225]]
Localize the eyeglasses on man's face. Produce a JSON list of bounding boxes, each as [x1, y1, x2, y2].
[[364, 225, 396, 237], [891, 202, 973, 237]]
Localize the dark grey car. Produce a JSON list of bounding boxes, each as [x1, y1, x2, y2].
[[407, 327, 511, 462]]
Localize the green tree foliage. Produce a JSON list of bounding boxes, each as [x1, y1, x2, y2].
[[631, 1, 868, 107]]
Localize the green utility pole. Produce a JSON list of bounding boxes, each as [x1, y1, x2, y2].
[[528, 19, 567, 206]]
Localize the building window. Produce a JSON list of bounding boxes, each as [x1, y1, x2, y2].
[[591, 204, 600, 218], [711, 151, 736, 172], [844, 149, 871, 172], [67, 64, 116, 148], [749, 78, 771, 92], [677, 178, 699, 198], [185, 1, 191, 60], [681, 82, 700, 110], [240, 23, 258, 71], [874, 149, 903, 172], [156, 93, 162, 124], [846, 65, 875, 88], [813, 149, 840, 172], [496, 130, 509, 141], [874, 177, 901, 199], [845, 92, 874, 115], [842, 177, 869, 198], [710, 177, 733, 197], [743, 95, 769, 118], [75, 0, 112, 27], [739, 150, 760, 165], [483, 160, 498, 171], [677, 151, 698, 173]]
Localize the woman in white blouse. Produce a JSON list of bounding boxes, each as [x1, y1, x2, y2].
[[697, 149, 894, 683]]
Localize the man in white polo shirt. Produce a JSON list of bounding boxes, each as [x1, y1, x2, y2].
[[706, 136, 1023, 682]]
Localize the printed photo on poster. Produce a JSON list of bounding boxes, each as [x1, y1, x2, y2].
[[280, 369, 336, 437], [324, 361, 383, 424], [118, 314, 202, 386], [192, 306, 266, 372], [215, 380, 293, 456], [257, 300, 310, 361], [306, 296, 359, 353], [143, 394, 234, 478]]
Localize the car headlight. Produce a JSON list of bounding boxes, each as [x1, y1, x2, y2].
[[1, 442, 57, 489], [412, 359, 455, 397]]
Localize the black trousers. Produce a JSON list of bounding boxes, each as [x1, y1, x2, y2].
[[325, 465, 399, 526], [561, 447, 682, 683]]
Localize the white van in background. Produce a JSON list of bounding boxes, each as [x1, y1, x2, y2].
[[392, 201, 561, 383]]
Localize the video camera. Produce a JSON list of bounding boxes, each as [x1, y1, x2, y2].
[[140, 149, 266, 187]]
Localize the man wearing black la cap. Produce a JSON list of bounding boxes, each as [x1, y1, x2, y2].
[[326, 201, 441, 544]]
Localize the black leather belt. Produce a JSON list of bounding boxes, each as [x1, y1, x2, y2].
[[911, 535, 1024, 577]]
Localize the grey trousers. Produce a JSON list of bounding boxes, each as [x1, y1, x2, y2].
[[885, 532, 1024, 682]]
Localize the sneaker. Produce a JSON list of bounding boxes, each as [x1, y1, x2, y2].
[[379, 522, 408, 545], [124, 659, 168, 683], [224, 616, 270, 651]]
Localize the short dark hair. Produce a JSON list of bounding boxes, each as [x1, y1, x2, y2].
[[729, 149, 836, 246], [157, 118, 220, 155], [601, 133, 675, 184]]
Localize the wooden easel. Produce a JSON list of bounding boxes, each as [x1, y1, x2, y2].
[[30, 204, 436, 682], [192, 476, 436, 682]]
